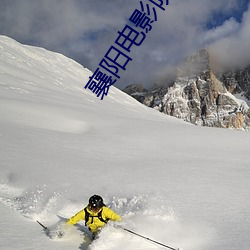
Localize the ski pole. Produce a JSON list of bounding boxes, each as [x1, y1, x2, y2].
[[122, 227, 180, 250], [37, 220, 48, 231]]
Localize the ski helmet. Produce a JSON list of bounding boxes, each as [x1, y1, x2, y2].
[[89, 195, 104, 210]]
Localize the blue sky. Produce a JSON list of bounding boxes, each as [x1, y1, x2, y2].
[[0, 0, 249, 89], [206, 0, 249, 29]]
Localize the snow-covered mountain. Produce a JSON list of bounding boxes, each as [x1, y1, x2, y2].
[[124, 49, 250, 130], [0, 36, 250, 250]]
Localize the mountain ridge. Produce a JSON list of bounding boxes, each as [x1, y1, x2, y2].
[[123, 49, 250, 130]]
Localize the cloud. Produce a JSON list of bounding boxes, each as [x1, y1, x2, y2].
[[209, 3, 250, 69], [0, 0, 249, 88], [200, 18, 240, 45]]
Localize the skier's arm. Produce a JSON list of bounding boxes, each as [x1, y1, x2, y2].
[[104, 207, 122, 222], [67, 209, 85, 225]]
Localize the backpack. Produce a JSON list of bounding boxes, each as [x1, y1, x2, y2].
[[84, 206, 109, 226]]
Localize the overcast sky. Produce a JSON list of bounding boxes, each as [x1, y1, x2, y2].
[[0, 0, 249, 89]]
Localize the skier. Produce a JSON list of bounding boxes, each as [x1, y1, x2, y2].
[[66, 195, 122, 239]]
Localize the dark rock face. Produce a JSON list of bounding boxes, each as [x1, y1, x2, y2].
[[123, 49, 250, 130], [218, 66, 250, 99], [123, 84, 147, 103]]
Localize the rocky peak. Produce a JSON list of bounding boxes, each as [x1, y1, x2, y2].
[[123, 49, 250, 130], [177, 49, 210, 78]]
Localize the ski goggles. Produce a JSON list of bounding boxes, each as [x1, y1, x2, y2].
[[89, 205, 101, 212]]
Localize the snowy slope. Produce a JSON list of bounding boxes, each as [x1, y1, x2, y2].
[[0, 35, 250, 250]]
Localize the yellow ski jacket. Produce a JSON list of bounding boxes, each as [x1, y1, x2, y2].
[[67, 206, 121, 233]]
